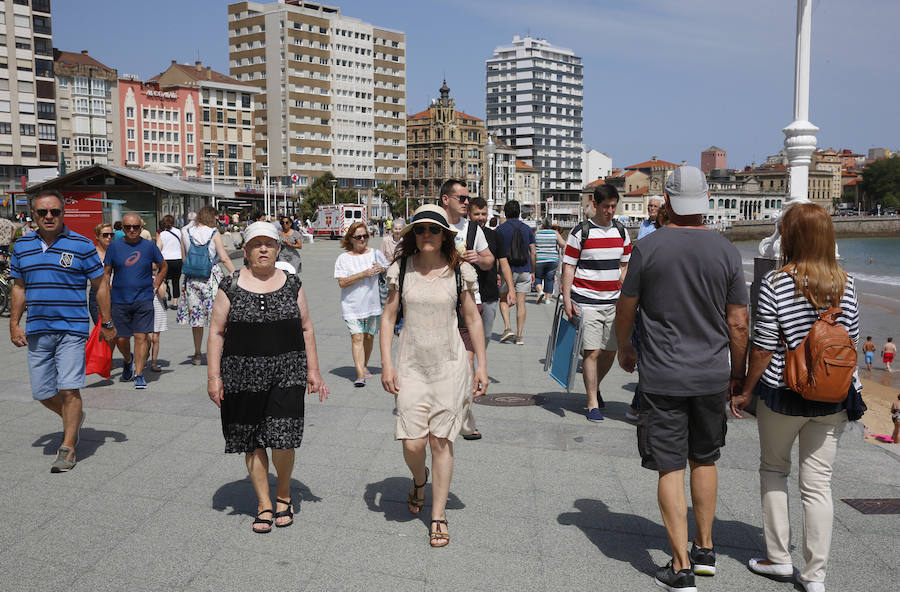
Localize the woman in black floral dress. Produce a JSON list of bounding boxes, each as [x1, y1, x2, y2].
[[207, 222, 329, 533]]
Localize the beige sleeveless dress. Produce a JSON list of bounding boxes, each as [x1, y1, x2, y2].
[[386, 258, 478, 440]]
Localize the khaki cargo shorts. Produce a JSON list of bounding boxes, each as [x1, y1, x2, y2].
[[581, 305, 617, 352]]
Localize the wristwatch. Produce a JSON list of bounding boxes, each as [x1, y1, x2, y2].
[[101, 320, 114, 329]]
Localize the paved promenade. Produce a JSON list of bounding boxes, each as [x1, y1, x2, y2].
[[1, 238, 898, 592]]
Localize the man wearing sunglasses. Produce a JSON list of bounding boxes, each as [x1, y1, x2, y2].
[[9, 190, 116, 473], [103, 213, 167, 390], [440, 179, 494, 440]]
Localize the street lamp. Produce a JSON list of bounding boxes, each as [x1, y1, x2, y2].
[[330, 179, 337, 205], [262, 163, 270, 219], [484, 136, 496, 219], [205, 151, 217, 210]]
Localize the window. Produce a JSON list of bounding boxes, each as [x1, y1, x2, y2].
[[75, 137, 91, 153], [185, 112, 193, 123], [202, 109, 209, 122], [228, 162, 237, 176], [0, 122, 10, 134], [228, 144, 237, 159], [37, 102, 54, 120], [218, 162, 224, 175], [34, 37, 52, 56], [173, 132, 179, 142], [127, 129, 135, 140], [90, 79, 106, 96], [186, 133, 193, 144], [242, 94, 251, 109], [32, 15, 52, 35], [15, 37, 31, 50], [19, 102, 34, 114], [74, 77, 89, 95], [74, 98, 89, 114], [37, 123, 55, 140], [186, 154, 194, 165], [216, 110, 223, 123], [151, 130, 157, 141], [35, 59, 53, 78], [127, 151, 135, 162], [126, 106, 134, 118], [243, 162, 252, 177], [143, 130, 149, 141], [173, 154, 179, 164], [61, 137, 70, 149], [165, 110, 171, 121], [142, 108, 148, 119]]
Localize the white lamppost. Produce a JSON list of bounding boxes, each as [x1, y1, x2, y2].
[[262, 164, 270, 219], [484, 136, 496, 219], [205, 151, 217, 210], [759, 0, 817, 259], [330, 179, 337, 205]]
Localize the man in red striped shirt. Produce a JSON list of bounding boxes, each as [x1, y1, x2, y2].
[[561, 185, 631, 421]]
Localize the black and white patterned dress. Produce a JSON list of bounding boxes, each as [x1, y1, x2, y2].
[[218, 270, 307, 453]]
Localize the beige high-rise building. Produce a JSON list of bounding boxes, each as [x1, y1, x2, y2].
[[54, 50, 119, 173], [227, 0, 405, 203], [0, 0, 56, 192]]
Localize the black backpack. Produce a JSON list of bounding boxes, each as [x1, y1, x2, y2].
[[577, 219, 626, 267], [508, 224, 528, 267]]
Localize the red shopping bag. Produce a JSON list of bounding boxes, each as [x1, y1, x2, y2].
[[85, 317, 112, 379]]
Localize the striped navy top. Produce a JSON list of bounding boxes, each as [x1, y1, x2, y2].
[[10, 225, 103, 337], [753, 269, 861, 392]]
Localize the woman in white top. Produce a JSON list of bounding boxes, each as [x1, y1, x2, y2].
[[156, 214, 184, 310], [333, 221, 388, 386], [176, 206, 236, 365]]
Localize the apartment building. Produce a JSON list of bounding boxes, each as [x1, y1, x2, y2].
[[514, 159, 539, 218], [227, 0, 406, 204], [0, 0, 56, 191], [148, 60, 258, 185], [486, 35, 583, 201], [405, 81, 486, 204], [54, 49, 118, 172]]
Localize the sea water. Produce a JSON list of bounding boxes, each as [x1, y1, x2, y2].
[[734, 238, 900, 378]]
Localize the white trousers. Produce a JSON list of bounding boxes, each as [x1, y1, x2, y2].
[[756, 402, 846, 583]]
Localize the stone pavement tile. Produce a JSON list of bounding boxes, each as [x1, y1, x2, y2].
[[532, 466, 629, 506], [289, 462, 369, 499], [0, 381, 35, 405], [293, 442, 380, 471], [305, 563, 425, 592], [126, 410, 211, 434], [0, 399, 39, 424], [833, 498, 900, 536], [0, 551, 81, 592], [423, 546, 542, 592], [442, 512, 542, 557], [448, 479, 538, 520], [68, 571, 178, 592], [165, 418, 226, 452], [188, 547, 317, 592], [854, 534, 900, 577], [83, 502, 220, 589], [451, 439, 539, 471], [322, 525, 433, 581], [834, 446, 900, 487], [451, 462, 535, 496], [340, 408, 397, 435], [823, 528, 897, 589], [549, 495, 659, 538], [95, 449, 221, 500], [13, 493, 166, 569], [302, 424, 387, 452]]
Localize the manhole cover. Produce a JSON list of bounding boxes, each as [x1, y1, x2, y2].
[[475, 393, 544, 407], [841, 498, 900, 514]]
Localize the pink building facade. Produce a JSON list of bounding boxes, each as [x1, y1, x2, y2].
[[701, 146, 727, 174], [117, 78, 201, 178]]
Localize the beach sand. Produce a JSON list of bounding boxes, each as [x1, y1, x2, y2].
[[860, 372, 899, 444]]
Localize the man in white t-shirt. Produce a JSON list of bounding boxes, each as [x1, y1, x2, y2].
[[440, 179, 494, 440]]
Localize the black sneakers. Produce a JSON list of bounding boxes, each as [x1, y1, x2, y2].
[[654, 561, 697, 592], [689, 542, 717, 576]]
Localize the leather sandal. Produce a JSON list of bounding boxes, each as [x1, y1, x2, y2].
[[274, 498, 294, 528], [253, 509, 274, 534], [406, 467, 429, 515], [429, 518, 449, 548]]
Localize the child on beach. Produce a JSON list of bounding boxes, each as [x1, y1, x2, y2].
[[883, 337, 896, 373]]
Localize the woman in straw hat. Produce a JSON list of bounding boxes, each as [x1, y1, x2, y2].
[[380, 205, 488, 548], [207, 222, 329, 534]]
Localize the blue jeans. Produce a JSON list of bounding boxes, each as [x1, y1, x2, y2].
[[534, 260, 558, 294], [27, 332, 87, 400]]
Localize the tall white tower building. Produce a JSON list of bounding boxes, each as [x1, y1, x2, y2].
[[486, 35, 583, 201]]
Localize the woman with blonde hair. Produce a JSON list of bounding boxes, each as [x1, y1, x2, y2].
[[732, 203, 864, 592], [333, 221, 388, 386], [88, 222, 114, 325], [177, 205, 235, 364], [380, 205, 487, 548]]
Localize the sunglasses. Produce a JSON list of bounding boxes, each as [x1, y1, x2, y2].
[[35, 208, 62, 217], [414, 224, 443, 236], [100, 232, 114, 238], [123, 224, 142, 230], [448, 194, 469, 203], [352, 234, 369, 240]]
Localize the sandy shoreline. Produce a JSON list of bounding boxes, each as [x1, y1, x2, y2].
[[860, 373, 899, 444]]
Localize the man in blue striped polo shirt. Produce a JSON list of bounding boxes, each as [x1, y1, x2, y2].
[[9, 190, 116, 473]]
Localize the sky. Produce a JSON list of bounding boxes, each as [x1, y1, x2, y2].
[[53, 0, 899, 171]]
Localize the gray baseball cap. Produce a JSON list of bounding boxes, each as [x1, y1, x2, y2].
[[664, 166, 709, 215]]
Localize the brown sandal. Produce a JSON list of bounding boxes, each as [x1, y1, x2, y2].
[[429, 518, 449, 548], [406, 467, 428, 514]]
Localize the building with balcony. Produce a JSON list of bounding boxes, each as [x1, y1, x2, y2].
[[405, 81, 486, 204], [147, 60, 258, 186], [0, 0, 56, 191], [486, 35, 583, 202], [707, 168, 784, 221], [54, 49, 118, 172], [227, 0, 406, 206]]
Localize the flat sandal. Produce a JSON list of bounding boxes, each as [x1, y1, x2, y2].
[[430, 518, 449, 548], [274, 498, 293, 528], [253, 509, 274, 534], [407, 467, 428, 515]]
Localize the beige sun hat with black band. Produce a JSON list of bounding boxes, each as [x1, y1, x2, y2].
[[399, 204, 458, 238]]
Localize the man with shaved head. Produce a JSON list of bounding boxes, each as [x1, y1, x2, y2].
[[103, 213, 166, 389]]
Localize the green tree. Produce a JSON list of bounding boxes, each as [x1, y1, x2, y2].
[[882, 193, 900, 209], [376, 182, 404, 218], [860, 156, 900, 208], [297, 172, 356, 219]]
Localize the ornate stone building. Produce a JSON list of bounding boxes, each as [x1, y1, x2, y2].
[[404, 81, 486, 203]]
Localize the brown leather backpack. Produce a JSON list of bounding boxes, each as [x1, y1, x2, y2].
[[783, 307, 857, 403]]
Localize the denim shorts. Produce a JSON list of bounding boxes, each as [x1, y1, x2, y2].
[[344, 314, 380, 335], [27, 332, 87, 400], [111, 299, 155, 338]]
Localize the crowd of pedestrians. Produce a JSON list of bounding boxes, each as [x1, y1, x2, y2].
[[3, 171, 881, 590]]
